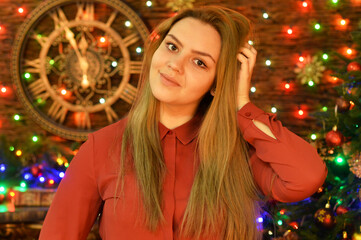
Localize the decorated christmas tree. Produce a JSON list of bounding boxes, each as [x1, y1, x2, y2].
[[262, 24, 361, 240]]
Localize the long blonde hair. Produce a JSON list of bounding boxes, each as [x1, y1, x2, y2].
[[115, 6, 262, 240]]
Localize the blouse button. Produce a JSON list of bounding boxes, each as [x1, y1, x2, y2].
[[245, 112, 252, 117], [168, 130, 173, 135]]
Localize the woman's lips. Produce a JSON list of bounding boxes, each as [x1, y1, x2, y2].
[[160, 72, 181, 87]]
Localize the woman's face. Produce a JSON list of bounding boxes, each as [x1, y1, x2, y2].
[[149, 17, 221, 112]]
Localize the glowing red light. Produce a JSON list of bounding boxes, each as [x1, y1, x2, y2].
[[285, 83, 290, 89], [97, 36, 109, 47], [61, 89, 67, 95], [280, 209, 286, 215], [298, 110, 304, 116], [302, 1, 308, 7], [49, 179, 55, 185], [287, 28, 293, 35], [17, 7, 24, 14], [1, 87, 6, 93], [299, 56, 304, 62], [346, 48, 353, 55], [9, 191, 15, 197]]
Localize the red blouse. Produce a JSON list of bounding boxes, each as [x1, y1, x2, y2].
[[39, 102, 327, 240]]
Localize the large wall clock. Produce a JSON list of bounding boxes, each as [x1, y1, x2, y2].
[[11, 0, 149, 141]]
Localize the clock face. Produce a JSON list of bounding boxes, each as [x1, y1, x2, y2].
[[11, 0, 149, 141]]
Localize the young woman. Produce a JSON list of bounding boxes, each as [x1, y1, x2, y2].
[[39, 6, 327, 240]]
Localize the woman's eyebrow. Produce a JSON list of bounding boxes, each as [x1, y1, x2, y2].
[[167, 34, 216, 63]]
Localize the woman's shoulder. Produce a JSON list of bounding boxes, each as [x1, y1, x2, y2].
[[90, 116, 128, 148]]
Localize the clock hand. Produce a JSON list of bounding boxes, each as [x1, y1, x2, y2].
[[63, 26, 83, 60], [80, 58, 89, 88], [79, 35, 89, 57], [63, 26, 90, 88]]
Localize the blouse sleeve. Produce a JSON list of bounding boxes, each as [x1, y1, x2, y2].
[[237, 102, 328, 203], [39, 133, 102, 240]]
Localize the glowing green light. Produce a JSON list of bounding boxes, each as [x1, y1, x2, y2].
[[24, 72, 31, 79], [14, 114, 20, 121], [49, 59, 55, 65], [277, 220, 283, 226], [336, 199, 342, 205], [331, 0, 338, 4], [314, 23, 321, 30], [0, 186, 6, 194], [20, 182, 26, 188], [0, 205, 8, 213], [356, 125, 359, 128], [322, 53, 329, 60], [308, 80, 314, 87], [336, 157, 344, 164], [9, 146, 14, 151], [32, 136, 38, 142], [322, 106, 328, 112], [64, 162, 69, 168], [311, 134, 317, 140], [136, 47, 142, 54]]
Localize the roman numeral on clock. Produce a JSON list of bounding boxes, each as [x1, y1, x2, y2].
[[48, 101, 68, 124], [75, 2, 94, 21], [123, 33, 140, 47], [49, 8, 69, 30], [24, 58, 41, 73], [28, 78, 50, 101], [105, 106, 119, 123], [120, 83, 137, 104]]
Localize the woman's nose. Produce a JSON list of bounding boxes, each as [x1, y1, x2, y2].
[[167, 55, 184, 74]]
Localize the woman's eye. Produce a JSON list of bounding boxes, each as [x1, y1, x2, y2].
[[166, 43, 178, 52], [194, 59, 207, 68]]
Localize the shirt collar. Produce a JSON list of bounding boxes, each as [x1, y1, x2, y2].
[[158, 113, 203, 145]]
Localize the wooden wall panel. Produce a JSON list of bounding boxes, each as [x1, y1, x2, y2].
[[1, 0, 360, 140]]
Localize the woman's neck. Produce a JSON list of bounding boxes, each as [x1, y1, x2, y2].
[[159, 103, 198, 129]]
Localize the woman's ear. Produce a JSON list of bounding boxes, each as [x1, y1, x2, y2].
[[209, 80, 217, 96]]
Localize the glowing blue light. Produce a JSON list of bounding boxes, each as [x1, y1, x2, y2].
[[256, 217, 264, 223], [136, 47, 142, 54], [0, 164, 5, 172], [39, 176, 45, 182], [59, 172, 65, 178], [24, 173, 32, 180]]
